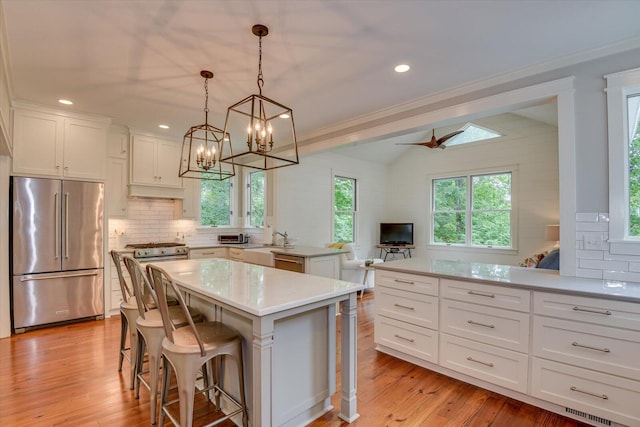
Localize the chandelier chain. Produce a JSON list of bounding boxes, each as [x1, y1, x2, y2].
[[204, 76, 209, 114], [257, 33, 264, 95]]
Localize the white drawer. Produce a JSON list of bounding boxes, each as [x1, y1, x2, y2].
[[531, 358, 640, 427], [441, 279, 530, 312], [374, 315, 438, 363], [190, 248, 228, 259], [376, 270, 438, 296], [441, 299, 530, 353], [439, 333, 528, 393], [534, 292, 640, 331], [533, 316, 640, 381], [376, 286, 438, 329]]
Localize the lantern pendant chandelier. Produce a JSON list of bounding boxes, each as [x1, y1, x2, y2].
[[179, 70, 235, 180], [220, 24, 299, 171]]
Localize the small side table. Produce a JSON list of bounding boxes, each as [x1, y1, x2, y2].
[[376, 245, 415, 261], [358, 264, 376, 299]]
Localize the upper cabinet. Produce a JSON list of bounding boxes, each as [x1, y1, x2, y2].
[[12, 104, 110, 180], [129, 133, 183, 198], [0, 18, 12, 156]]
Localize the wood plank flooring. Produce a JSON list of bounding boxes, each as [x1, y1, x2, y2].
[[0, 292, 589, 426]]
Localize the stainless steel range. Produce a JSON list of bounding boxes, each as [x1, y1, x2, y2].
[[126, 242, 189, 262]]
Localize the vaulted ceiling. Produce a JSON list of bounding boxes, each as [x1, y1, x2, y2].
[[3, 0, 640, 162]]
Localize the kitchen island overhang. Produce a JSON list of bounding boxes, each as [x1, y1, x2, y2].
[[153, 258, 363, 427]]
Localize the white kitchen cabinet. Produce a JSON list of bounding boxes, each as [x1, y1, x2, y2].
[[374, 270, 440, 364], [0, 46, 11, 156], [189, 247, 227, 259], [306, 255, 340, 279], [531, 291, 640, 426], [12, 106, 108, 180], [106, 157, 128, 218], [175, 178, 199, 219], [107, 131, 128, 159], [129, 133, 183, 198]]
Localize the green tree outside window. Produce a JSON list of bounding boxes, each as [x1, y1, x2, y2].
[[432, 172, 512, 247], [334, 176, 356, 243], [201, 178, 231, 226], [248, 171, 265, 228]]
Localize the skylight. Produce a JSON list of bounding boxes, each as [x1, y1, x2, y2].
[[445, 123, 502, 147]]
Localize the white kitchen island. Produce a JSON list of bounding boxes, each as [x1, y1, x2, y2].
[[154, 258, 363, 427]]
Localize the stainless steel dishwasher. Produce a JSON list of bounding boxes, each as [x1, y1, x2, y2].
[[274, 254, 305, 273]]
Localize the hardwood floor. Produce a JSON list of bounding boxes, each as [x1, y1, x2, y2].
[[0, 292, 589, 427]]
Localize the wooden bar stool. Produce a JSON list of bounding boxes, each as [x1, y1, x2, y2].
[[147, 264, 248, 427], [122, 255, 204, 425], [110, 250, 139, 390]]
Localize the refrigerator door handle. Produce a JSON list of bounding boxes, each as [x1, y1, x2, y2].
[[20, 270, 100, 282], [64, 192, 69, 259], [54, 192, 60, 259]]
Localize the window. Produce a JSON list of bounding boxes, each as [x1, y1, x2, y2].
[[246, 170, 265, 228], [606, 67, 640, 251], [333, 175, 357, 243], [200, 178, 233, 226], [444, 122, 502, 147], [431, 171, 513, 248]]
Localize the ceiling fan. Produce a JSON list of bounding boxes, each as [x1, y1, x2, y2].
[[396, 128, 464, 149]]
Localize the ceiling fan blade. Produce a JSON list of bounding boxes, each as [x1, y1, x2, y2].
[[436, 130, 464, 145], [395, 142, 430, 145]]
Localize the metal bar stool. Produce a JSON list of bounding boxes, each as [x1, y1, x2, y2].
[[147, 264, 248, 427], [110, 250, 139, 390], [122, 255, 204, 425]]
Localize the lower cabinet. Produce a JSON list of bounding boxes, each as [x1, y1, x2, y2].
[[374, 269, 640, 427]]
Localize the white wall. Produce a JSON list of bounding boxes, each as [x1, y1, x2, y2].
[[385, 113, 559, 265], [274, 151, 387, 260]]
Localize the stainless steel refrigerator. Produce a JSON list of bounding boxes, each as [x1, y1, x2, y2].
[[11, 177, 104, 332]]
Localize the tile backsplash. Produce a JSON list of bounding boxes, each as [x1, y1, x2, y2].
[[107, 198, 265, 249], [575, 212, 640, 281]]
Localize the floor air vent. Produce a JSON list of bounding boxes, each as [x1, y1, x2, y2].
[[565, 407, 612, 426]]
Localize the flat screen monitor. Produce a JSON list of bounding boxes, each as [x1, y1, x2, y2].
[[380, 223, 413, 246]]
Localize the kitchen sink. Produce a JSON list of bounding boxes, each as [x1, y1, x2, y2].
[[242, 247, 275, 267]]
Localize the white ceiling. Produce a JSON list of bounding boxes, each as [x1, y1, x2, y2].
[[3, 0, 640, 162]]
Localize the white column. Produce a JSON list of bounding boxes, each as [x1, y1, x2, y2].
[[252, 316, 275, 427], [338, 292, 359, 422], [0, 156, 10, 338]]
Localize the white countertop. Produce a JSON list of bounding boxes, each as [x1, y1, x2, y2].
[[152, 258, 363, 316], [375, 257, 640, 302]]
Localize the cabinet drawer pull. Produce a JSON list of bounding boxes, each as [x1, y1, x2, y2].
[[570, 386, 609, 400], [468, 290, 495, 298], [394, 279, 415, 285], [572, 306, 612, 316], [393, 303, 415, 311], [466, 356, 494, 367], [571, 342, 611, 353], [394, 334, 414, 343], [467, 320, 495, 329]]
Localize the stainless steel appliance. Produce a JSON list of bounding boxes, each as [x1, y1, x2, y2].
[[11, 177, 104, 332], [125, 243, 189, 262], [218, 233, 248, 244], [274, 254, 305, 273]]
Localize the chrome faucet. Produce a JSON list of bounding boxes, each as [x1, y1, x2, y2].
[[274, 231, 290, 247]]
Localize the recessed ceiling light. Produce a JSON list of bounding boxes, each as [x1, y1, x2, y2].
[[158, 124, 169, 129], [394, 64, 410, 73], [58, 99, 73, 105], [279, 113, 290, 119]]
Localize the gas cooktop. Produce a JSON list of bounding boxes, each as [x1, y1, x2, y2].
[[125, 242, 186, 249]]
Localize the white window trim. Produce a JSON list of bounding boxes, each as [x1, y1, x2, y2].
[[428, 165, 519, 254], [243, 169, 266, 229], [606, 67, 640, 254], [331, 169, 359, 245]]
